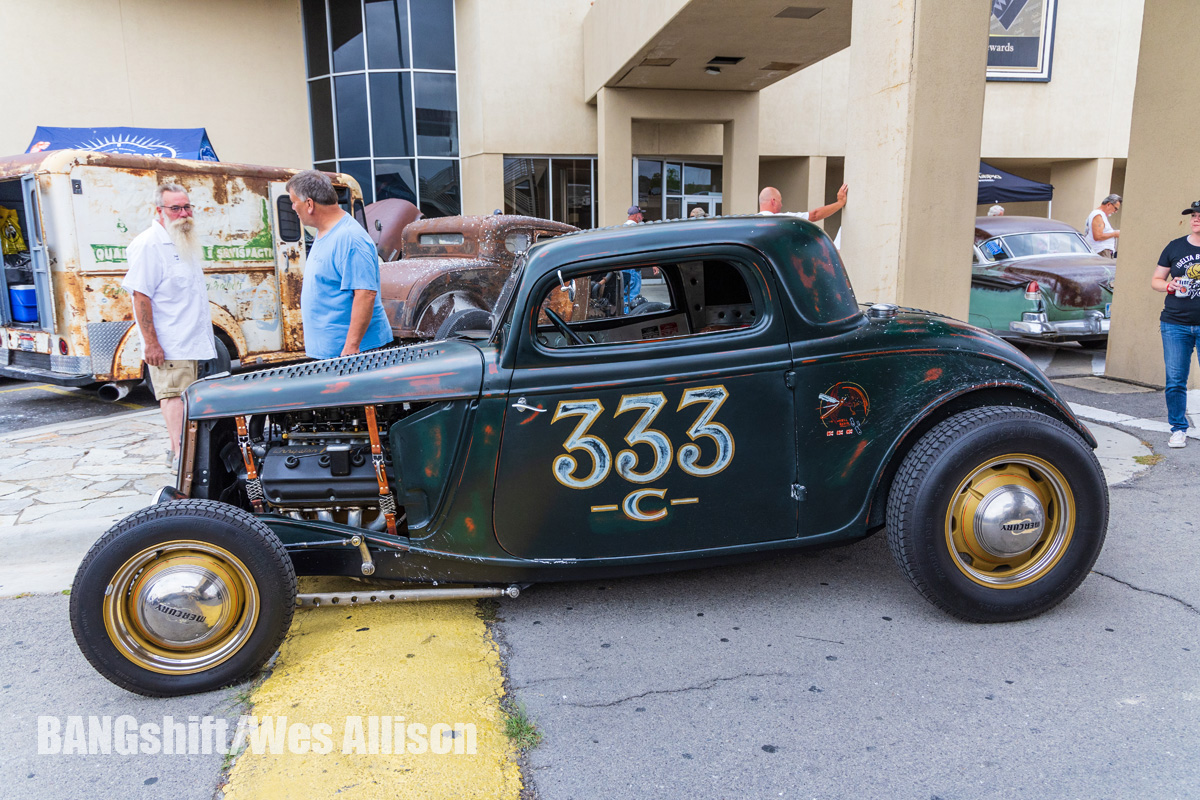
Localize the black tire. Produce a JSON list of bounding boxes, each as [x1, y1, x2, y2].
[[886, 407, 1108, 622], [70, 499, 296, 697], [436, 307, 493, 339], [200, 337, 233, 378]]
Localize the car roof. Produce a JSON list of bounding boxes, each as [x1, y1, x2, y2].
[[522, 214, 863, 329], [974, 215, 1082, 239]]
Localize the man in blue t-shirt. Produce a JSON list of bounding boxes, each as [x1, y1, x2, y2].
[[287, 170, 392, 359]]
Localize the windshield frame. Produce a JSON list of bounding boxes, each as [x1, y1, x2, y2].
[[488, 253, 528, 346]]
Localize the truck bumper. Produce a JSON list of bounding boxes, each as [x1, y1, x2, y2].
[[0, 360, 96, 386]]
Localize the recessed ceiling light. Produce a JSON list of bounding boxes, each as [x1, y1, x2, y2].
[[707, 56, 745, 66], [705, 66, 721, 75], [776, 6, 824, 19]]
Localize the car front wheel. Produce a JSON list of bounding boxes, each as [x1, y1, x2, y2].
[[70, 499, 296, 697], [886, 406, 1108, 622]]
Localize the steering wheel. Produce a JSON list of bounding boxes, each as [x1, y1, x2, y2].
[[544, 307, 585, 346]]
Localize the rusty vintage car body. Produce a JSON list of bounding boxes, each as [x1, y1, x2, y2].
[[71, 214, 1109, 697], [380, 214, 576, 340], [0, 150, 364, 390]]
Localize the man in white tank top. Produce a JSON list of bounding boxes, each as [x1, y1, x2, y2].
[[1083, 194, 1121, 257]]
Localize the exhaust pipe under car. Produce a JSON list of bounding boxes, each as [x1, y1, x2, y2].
[[97, 382, 134, 402]]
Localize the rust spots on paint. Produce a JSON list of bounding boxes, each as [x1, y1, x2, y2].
[[320, 381, 351, 394], [923, 368, 943, 382], [464, 517, 476, 534]]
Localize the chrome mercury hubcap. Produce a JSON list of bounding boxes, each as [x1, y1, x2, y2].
[[973, 485, 1046, 557]]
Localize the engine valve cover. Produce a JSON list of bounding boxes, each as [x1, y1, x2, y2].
[[259, 445, 394, 508]]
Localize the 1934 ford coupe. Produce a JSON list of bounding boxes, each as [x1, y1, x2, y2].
[[70, 215, 1109, 696]]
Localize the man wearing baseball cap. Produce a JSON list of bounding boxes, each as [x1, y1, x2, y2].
[[1150, 199, 1200, 447], [625, 206, 644, 225]]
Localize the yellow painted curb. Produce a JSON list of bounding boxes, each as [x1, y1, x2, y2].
[[221, 594, 522, 800]]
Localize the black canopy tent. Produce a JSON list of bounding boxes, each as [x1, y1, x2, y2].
[[977, 161, 1053, 205]]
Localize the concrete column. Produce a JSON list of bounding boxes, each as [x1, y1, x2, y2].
[[1050, 158, 1114, 233], [722, 115, 760, 219], [1107, 0, 1199, 389], [597, 88, 634, 227], [459, 153, 505, 217], [759, 156, 828, 228], [841, 0, 989, 319]]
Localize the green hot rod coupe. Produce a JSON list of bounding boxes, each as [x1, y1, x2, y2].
[[71, 215, 1109, 696]]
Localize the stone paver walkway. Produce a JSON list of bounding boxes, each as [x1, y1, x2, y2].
[[0, 409, 171, 596]]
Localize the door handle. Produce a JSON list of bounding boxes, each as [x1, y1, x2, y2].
[[511, 397, 544, 414]]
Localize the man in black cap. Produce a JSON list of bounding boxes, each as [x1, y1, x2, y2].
[[1150, 199, 1200, 448]]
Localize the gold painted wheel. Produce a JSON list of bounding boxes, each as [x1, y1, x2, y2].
[[945, 454, 1075, 589], [102, 540, 260, 675]]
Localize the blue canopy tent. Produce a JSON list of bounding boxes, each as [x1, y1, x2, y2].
[[978, 161, 1052, 205], [26, 127, 218, 161]]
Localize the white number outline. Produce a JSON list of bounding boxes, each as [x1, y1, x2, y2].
[[676, 385, 735, 477], [551, 400, 611, 489], [614, 393, 672, 484]]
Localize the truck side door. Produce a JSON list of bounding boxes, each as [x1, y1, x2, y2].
[[493, 248, 800, 560]]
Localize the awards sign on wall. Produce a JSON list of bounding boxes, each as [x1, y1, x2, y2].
[[986, 0, 1058, 82]]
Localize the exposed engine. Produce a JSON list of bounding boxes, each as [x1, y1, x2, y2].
[[221, 404, 417, 533]]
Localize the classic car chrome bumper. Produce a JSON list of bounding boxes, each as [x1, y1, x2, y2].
[[1010, 311, 1109, 337]]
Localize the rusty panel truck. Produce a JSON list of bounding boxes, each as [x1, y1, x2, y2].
[[0, 150, 365, 395]]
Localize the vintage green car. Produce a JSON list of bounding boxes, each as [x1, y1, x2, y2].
[[71, 215, 1109, 696], [969, 216, 1115, 345]]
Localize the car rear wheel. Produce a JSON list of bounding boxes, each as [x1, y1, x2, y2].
[[886, 406, 1107, 622], [70, 499, 296, 697]]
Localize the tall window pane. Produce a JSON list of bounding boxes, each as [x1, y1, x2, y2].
[[309, 79, 335, 162], [375, 158, 417, 204], [684, 164, 720, 195], [369, 72, 414, 157], [637, 160, 663, 222], [410, 0, 455, 70], [418, 160, 461, 217], [334, 74, 370, 158], [503, 158, 548, 219], [329, 0, 365, 73], [302, 0, 330, 77], [551, 159, 593, 229], [665, 163, 682, 195], [365, 0, 408, 69], [338, 160, 375, 204], [414, 72, 458, 157]]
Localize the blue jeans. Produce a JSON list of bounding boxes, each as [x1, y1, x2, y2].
[[1160, 321, 1200, 431]]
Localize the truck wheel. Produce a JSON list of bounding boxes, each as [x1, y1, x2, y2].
[[886, 407, 1107, 622], [200, 337, 233, 378], [436, 307, 492, 339], [70, 499, 296, 697]]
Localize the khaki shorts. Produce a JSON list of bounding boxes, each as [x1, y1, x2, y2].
[[147, 360, 198, 400]]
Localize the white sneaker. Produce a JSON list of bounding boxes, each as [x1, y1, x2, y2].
[[1169, 430, 1187, 449]]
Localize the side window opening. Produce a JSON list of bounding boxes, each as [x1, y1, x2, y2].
[[276, 195, 302, 243], [533, 259, 759, 349]]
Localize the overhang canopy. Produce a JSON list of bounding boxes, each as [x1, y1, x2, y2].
[[977, 161, 1053, 204], [583, 0, 851, 101]]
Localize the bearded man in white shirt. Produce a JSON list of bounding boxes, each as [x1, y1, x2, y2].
[[122, 184, 216, 471]]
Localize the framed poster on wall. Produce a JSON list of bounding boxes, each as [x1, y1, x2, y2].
[[986, 0, 1058, 82]]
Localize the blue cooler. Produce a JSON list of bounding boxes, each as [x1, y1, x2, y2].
[[9, 285, 37, 323]]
